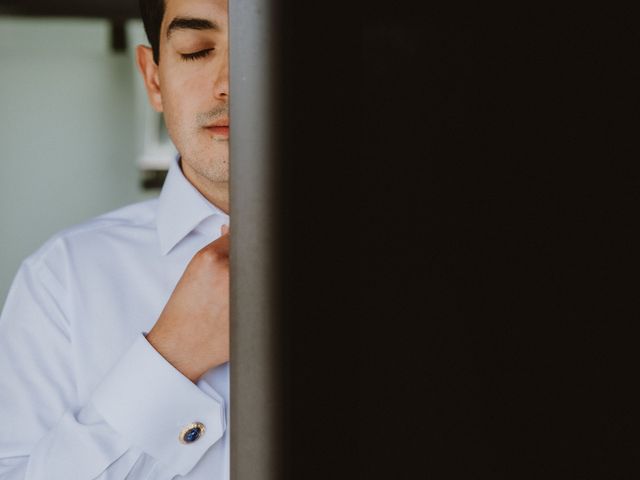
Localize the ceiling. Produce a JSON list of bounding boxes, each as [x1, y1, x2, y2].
[[0, 0, 140, 19]]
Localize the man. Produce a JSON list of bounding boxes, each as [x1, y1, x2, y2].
[[0, 0, 232, 478]]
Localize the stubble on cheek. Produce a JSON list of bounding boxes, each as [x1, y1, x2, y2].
[[196, 104, 230, 128], [189, 127, 230, 183]]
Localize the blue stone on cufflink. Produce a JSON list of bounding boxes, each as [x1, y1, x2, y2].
[[179, 422, 206, 444]]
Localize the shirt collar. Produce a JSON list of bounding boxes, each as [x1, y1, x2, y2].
[[156, 156, 228, 255]]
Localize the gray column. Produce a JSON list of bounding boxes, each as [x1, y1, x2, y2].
[[229, 0, 283, 478]]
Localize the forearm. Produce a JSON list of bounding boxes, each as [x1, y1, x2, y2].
[[0, 335, 226, 480]]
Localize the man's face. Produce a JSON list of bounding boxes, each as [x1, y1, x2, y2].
[[148, 0, 229, 187]]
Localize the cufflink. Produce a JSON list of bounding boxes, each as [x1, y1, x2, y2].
[[179, 422, 206, 444]]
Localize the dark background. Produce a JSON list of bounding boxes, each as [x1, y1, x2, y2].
[[279, 1, 640, 478]]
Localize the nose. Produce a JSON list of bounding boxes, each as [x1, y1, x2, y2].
[[214, 48, 229, 100]]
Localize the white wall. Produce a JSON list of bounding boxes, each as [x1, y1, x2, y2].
[[0, 17, 157, 306]]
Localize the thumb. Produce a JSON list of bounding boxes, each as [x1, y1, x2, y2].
[[208, 228, 230, 257]]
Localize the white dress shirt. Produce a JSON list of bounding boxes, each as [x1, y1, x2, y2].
[[0, 157, 230, 479]]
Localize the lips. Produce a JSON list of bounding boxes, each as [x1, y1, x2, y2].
[[205, 118, 229, 128], [205, 121, 229, 137]]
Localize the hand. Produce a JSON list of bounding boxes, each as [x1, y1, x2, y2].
[[146, 225, 230, 382]]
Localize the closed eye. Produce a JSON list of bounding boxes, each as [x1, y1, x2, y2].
[[180, 48, 214, 61]]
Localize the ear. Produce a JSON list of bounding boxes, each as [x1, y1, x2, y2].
[[136, 45, 163, 113]]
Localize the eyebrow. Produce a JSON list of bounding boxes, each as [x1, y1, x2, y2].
[[167, 17, 219, 38]]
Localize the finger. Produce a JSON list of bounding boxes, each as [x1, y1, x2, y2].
[[208, 230, 230, 257], [221, 224, 229, 235]]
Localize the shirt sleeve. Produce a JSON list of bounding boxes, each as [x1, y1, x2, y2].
[[0, 256, 226, 479]]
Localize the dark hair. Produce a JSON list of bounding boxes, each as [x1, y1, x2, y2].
[[139, 0, 165, 64]]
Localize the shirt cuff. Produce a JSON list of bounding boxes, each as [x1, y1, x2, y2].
[[91, 333, 226, 476]]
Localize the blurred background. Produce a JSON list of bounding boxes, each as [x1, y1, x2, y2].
[[0, 1, 176, 306]]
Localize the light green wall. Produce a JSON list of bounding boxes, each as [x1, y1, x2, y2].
[[0, 17, 157, 306]]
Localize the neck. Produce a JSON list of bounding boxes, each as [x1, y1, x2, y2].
[[180, 160, 230, 214]]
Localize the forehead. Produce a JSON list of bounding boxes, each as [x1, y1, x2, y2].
[[162, 0, 228, 31]]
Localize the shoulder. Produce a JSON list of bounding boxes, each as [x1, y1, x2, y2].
[[24, 198, 160, 272]]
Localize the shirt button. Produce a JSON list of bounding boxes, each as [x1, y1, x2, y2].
[[179, 422, 206, 444]]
